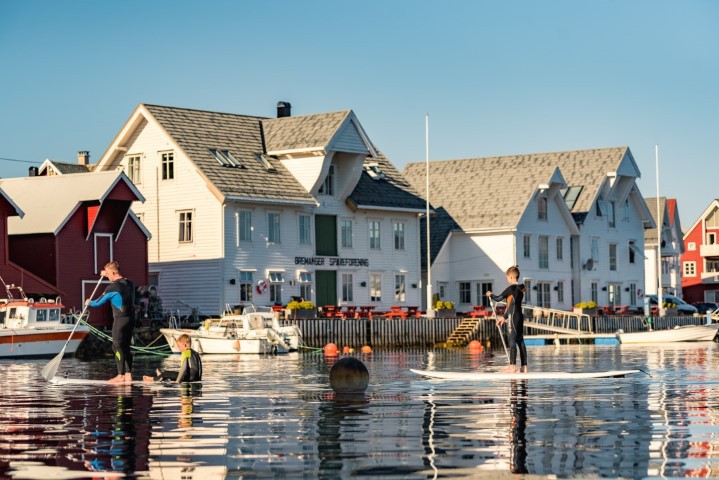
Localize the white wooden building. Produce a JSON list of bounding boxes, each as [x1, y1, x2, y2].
[[92, 103, 426, 316], [644, 197, 684, 297], [404, 147, 655, 311]]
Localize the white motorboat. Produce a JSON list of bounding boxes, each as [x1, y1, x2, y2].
[[0, 285, 89, 359], [160, 305, 302, 354], [617, 323, 719, 344]]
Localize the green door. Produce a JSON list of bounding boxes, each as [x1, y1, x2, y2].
[[315, 270, 337, 307], [315, 215, 337, 256]]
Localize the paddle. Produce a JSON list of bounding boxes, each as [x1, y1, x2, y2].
[[41, 275, 104, 381], [489, 298, 510, 363]]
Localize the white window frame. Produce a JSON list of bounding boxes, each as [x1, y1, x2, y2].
[[239, 210, 252, 243], [161, 151, 174, 180], [609, 243, 617, 271], [556, 237, 563, 261], [394, 273, 406, 303], [688, 242, 696, 251], [459, 281, 471, 304], [536, 282, 551, 308], [369, 221, 381, 250], [126, 154, 141, 184], [239, 271, 254, 303], [318, 165, 335, 195], [393, 222, 405, 250], [683, 261, 696, 276], [299, 214, 311, 245], [608, 201, 616, 228], [538, 236, 549, 269], [267, 212, 281, 244], [299, 272, 313, 301], [537, 196, 548, 221], [93, 232, 113, 275], [341, 219, 353, 248], [523, 234, 531, 259], [557, 281, 564, 304], [178, 210, 193, 243], [341, 273, 353, 303], [370, 273, 382, 302]]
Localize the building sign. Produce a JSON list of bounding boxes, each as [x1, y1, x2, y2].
[[295, 256, 369, 267]]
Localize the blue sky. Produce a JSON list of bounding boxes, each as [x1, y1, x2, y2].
[[1, 0, 717, 225]]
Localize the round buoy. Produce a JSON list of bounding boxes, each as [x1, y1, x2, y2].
[[329, 357, 369, 393], [324, 343, 339, 356], [232, 340, 241, 351], [468, 340, 483, 352], [361, 345, 372, 354], [343, 345, 351, 354]]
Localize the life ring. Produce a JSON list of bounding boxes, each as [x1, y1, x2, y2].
[[637, 288, 643, 298], [256, 280, 268, 295]]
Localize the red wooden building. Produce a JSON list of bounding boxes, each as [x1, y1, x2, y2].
[[0, 171, 150, 327], [681, 199, 719, 304], [0, 188, 62, 298]]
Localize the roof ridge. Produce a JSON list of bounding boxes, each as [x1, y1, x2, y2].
[[143, 103, 268, 120], [405, 146, 628, 167]]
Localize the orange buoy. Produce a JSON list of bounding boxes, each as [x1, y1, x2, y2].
[[361, 345, 372, 354], [468, 340, 483, 352], [324, 343, 339, 356], [232, 340, 241, 351], [343, 345, 351, 354]]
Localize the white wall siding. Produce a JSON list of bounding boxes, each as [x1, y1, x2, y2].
[[150, 258, 222, 316], [331, 120, 370, 154], [280, 154, 326, 192]]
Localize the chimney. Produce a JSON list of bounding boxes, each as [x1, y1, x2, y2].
[[28, 166, 38, 176], [276, 101, 292, 118], [77, 150, 90, 166]]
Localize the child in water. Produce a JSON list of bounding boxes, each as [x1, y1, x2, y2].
[[144, 333, 202, 383], [486, 265, 527, 373]]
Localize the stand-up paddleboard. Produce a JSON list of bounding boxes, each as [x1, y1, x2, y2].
[[48, 377, 202, 387], [410, 368, 640, 381]]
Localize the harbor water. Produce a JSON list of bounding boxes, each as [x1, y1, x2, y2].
[[1, 342, 719, 479]]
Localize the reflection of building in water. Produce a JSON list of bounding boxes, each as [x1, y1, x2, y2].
[[147, 384, 228, 479]]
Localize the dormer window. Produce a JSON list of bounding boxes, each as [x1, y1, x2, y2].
[[537, 196, 547, 221], [210, 149, 243, 168], [364, 163, 386, 180], [596, 196, 608, 217], [256, 153, 277, 172], [318, 165, 335, 195], [560, 186, 582, 210]]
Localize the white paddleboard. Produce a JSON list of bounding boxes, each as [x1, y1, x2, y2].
[[410, 368, 640, 381], [48, 377, 150, 386]]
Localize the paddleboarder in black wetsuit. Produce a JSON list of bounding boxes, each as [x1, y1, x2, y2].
[[86, 261, 136, 384], [487, 265, 527, 374]]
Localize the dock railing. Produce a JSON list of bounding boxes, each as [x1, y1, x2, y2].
[[522, 305, 593, 334]]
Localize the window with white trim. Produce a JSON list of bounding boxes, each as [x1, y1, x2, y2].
[[299, 272, 312, 300], [369, 221, 381, 249], [161, 151, 174, 180], [556, 237, 564, 261], [591, 282, 598, 304], [299, 215, 311, 245], [342, 273, 353, 302], [683, 261, 696, 276], [239, 271, 254, 302], [557, 281, 564, 303], [536, 282, 551, 308], [269, 272, 283, 304], [591, 238, 599, 262], [537, 196, 547, 221], [178, 210, 193, 243], [608, 201, 616, 228], [394, 274, 406, 302], [438, 282, 447, 299], [370, 273, 382, 302], [393, 222, 405, 250], [459, 282, 471, 304], [523, 235, 531, 259], [126, 155, 141, 184], [629, 282, 637, 305], [538, 236, 549, 269], [239, 210, 252, 242], [688, 242, 696, 251], [623, 199, 630, 220], [318, 165, 335, 195], [341, 220, 353, 248], [609, 243, 617, 271], [267, 213, 281, 243]]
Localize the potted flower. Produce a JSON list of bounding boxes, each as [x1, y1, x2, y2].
[[434, 300, 456, 318], [573, 301, 597, 316], [286, 300, 316, 320]]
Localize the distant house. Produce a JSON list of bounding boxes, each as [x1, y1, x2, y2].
[[92, 102, 426, 315], [644, 197, 684, 298], [403, 147, 654, 311], [0, 188, 62, 299], [681, 199, 719, 304], [0, 171, 150, 327], [36, 151, 93, 176]]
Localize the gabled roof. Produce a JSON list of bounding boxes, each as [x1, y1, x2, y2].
[[0, 187, 24, 218], [403, 157, 566, 231], [684, 198, 719, 241], [0, 171, 144, 235], [38, 159, 92, 175], [97, 103, 423, 211]]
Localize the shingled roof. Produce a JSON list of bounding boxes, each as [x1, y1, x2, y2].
[[263, 110, 351, 153], [42, 160, 92, 175], [644, 197, 667, 244], [144, 104, 315, 205]]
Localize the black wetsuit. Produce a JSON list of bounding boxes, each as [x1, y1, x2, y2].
[[155, 348, 202, 382], [89, 277, 136, 376], [491, 284, 527, 367]]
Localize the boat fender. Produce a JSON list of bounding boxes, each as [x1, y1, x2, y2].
[[256, 280, 268, 295], [232, 340, 240, 351]]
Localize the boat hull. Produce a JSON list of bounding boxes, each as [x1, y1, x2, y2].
[[160, 328, 288, 354], [618, 324, 719, 344], [0, 328, 89, 359]]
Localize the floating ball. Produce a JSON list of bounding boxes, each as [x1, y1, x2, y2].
[[329, 357, 369, 393], [361, 345, 372, 354], [343, 345, 351, 354], [324, 343, 339, 356], [468, 340, 483, 352]]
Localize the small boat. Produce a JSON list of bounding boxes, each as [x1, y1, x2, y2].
[[0, 284, 89, 359], [617, 323, 719, 344], [411, 368, 641, 380], [160, 304, 302, 355]]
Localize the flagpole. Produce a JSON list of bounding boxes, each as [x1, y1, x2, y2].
[[656, 144, 664, 316], [425, 113, 434, 318]]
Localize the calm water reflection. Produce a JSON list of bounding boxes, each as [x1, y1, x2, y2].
[[1, 343, 719, 479]]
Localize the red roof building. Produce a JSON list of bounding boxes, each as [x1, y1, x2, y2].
[[0, 171, 150, 327], [681, 199, 719, 304]]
